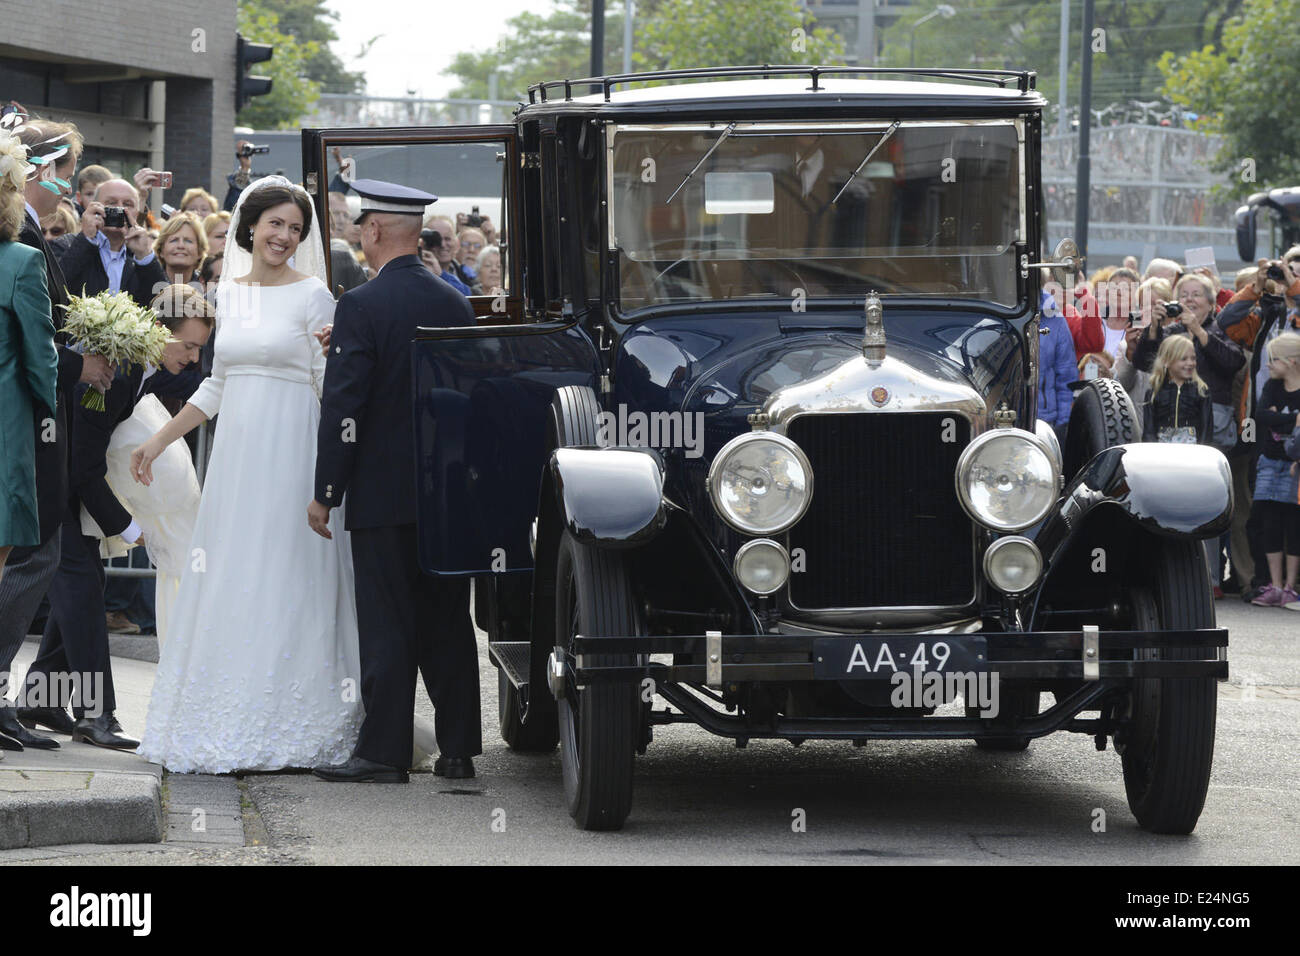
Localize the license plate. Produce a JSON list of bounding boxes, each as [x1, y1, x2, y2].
[[813, 636, 988, 680]]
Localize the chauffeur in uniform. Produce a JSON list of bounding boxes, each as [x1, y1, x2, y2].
[[310, 179, 481, 783]]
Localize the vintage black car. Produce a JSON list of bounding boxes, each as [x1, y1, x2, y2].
[[303, 66, 1230, 833]]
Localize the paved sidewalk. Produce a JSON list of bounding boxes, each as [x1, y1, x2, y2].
[[0, 644, 163, 850]]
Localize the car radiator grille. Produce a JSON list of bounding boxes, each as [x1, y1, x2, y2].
[[785, 412, 975, 610]]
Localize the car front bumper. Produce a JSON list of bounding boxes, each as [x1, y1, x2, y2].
[[567, 629, 1228, 684]]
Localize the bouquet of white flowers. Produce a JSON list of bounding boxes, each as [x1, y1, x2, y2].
[[59, 291, 170, 410]]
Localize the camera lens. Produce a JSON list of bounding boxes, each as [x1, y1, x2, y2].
[[1267, 264, 1285, 281]]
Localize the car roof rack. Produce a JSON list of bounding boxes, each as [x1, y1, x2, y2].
[[526, 65, 1037, 104]]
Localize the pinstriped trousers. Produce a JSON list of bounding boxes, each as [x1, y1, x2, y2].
[[0, 532, 60, 704]]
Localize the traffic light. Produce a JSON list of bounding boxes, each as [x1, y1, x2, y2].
[[236, 34, 274, 112]]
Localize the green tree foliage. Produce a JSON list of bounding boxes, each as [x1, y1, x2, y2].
[[635, 0, 846, 72], [236, 0, 322, 129], [445, 0, 628, 103], [1159, 0, 1300, 197], [877, 1, 1243, 109], [444, 0, 843, 102], [265, 0, 366, 94]]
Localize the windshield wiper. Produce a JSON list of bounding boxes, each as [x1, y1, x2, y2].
[[666, 122, 737, 205], [832, 120, 901, 205]]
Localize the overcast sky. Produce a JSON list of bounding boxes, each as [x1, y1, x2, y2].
[[325, 0, 544, 100]]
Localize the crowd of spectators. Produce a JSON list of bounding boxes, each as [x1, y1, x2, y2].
[[0, 129, 514, 639], [1042, 251, 1300, 608]]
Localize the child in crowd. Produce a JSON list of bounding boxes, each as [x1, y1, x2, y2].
[[1250, 332, 1300, 607], [1143, 334, 1212, 445]]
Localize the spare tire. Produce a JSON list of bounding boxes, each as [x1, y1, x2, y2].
[[1062, 378, 1138, 481]]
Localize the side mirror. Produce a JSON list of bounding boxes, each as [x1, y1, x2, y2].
[[1235, 204, 1256, 262], [1022, 237, 1079, 288]]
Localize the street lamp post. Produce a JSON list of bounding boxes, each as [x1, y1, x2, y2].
[[909, 5, 956, 67], [1075, 0, 1094, 260]]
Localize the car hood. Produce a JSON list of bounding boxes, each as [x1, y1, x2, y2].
[[614, 309, 1028, 442]]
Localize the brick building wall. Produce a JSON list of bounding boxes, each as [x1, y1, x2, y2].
[[0, 0, 238, 205]]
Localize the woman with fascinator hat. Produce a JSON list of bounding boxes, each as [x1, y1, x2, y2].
[[128, 176, 364, 772], [0, 126, 59, 582]]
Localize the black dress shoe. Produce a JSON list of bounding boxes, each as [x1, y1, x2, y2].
[[105, 712, 124, 735], [71, 715, 139, 750], [313, 756, 408, 783], [0, 709, 58, 750], [433, 756, 475, 779], [17, 706, 76, 736]]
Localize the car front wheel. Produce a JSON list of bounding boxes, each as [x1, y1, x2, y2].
[[555, 532, 639, 831], [1115, 540, 1218, 834]]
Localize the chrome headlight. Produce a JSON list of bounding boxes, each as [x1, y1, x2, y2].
[[983, 535, 1043, 593], [708, 432, 813, 534], [734, 539, 790, 595], [1034, 418, 1064, 482], [956, 428, 1060, 532]]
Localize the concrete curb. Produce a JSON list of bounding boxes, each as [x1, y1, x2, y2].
[[25, 632, 158, 664], [0, 769, 163, 850]]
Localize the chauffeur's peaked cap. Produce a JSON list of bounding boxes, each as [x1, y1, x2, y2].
[[350, 178, 437, 223]]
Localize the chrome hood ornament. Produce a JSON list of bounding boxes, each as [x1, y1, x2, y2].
[[863, 291, 886, 366]]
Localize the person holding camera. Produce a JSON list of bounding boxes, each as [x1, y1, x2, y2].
[[457, 208, 497, 248], [1219, 256, 1300, 426], [1114, 276, 1173, 410], [50, 178, 166, 309], [1132, 272, 1244, 434], [1218, 258, 1300, 600], [221, 140, 269, 213], [419, 219, 472, 295]]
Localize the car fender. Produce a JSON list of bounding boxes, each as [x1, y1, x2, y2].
[[548, 446, 668, 548], [1050, 442, 1233, 544]]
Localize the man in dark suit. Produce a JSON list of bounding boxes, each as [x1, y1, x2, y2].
[[50, 178, 166, 308], [19, 306, 210, 749], [310, 180, 479, 784], [0, 123, 115, 751]]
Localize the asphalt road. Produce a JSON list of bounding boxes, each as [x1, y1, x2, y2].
[[9, 599, 1295, 866]]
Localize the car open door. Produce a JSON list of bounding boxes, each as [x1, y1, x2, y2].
[[302, 125, 600, 575]]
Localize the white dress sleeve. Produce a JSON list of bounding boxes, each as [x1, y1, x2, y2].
[[305, 279, 338, 401]]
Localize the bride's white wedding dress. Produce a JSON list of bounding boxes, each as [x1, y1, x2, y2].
[[137, 275, 364, 772]]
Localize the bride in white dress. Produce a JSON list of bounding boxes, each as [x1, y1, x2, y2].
[[129, 176, 363, 773]]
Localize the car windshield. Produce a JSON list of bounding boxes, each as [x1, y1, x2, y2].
[[609, 120, 1024, 311]]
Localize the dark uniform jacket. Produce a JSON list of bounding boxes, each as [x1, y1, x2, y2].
[[315, 254, 475, 530]]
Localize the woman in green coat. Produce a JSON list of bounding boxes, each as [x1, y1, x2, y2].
[[0, 181, 59, 580]]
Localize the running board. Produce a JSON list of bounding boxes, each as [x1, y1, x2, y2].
[[488, 640, 531, 689]]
